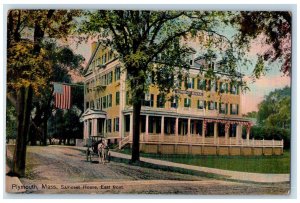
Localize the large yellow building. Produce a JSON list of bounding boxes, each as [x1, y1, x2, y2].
[[80, 42, 283, 155]]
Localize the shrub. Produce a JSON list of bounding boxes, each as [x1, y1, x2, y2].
[[242, 125, 290, 149]]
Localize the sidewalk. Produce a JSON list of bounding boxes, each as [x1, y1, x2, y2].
[[109, 151, 290, 183], [5, 147, 26, 193]]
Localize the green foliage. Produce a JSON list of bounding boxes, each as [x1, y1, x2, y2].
[[257, 86, 291, 128], [253, 56, 265, 79], [245, 125, 290, 149], [6, 101, 17, 140], [121, 148, 290, 174], [48, 107, 83, 143], [243, 111, 258, 118], [232, 11, 291, 76]]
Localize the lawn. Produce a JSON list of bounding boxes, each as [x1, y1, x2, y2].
[[119, 148, 290, 174]]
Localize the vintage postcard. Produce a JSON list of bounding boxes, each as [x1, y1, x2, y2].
[[5, 8, 292, 195]]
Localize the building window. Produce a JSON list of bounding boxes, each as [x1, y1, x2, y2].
[[211, 80, 218, 92], [102, 54, 107, 64], [114, 117, 119, 132], [102, 96, 107, 109], [230, 104, 239, 115], [142, 93, 154, 107], [220, 82, 228, 93], [109, 50, 114, 61], [208, 101, 217, 110], [219, 103, 228, 114], [171, 96, 178, 108], [197, 79, 206, 90], [115, 66, 121, 81], [106, 119, 112, 133], [184, 98, 191, 108], [207, 80, 211, 91], [116, 91, 120, 105], [96, 98, 101, 110], [90, 101, 94, 109], [107, 72, 112, 84], [107, 94, 112, 107], [185, 77, 195, 89], [230, 83, 239, 95], [157, 94, 165, 108], [197, 100, 206, 109]]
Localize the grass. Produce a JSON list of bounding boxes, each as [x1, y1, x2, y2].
[[119, 148, 290, 174]]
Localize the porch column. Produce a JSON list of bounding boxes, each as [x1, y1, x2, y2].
[[103, 119, 107, 136], [129, 113, 133, 141], [175, 117, 179, 137], [225, 123, 229, 144], [246, 125, 251, 141], [119, 115, 123, 139], [161, 116, 165, 136], [235, 124, 241, 144], [214, 122, 218, 144], [91, 119, 95, 136], [187, 118, 191, 137], [93, 119, 98, 137], [161, 116, 165, 142], [145, 115, 149, 141], [202, 120, 206, 143], [84, 121, 88, 139]]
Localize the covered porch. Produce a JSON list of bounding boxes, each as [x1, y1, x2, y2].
[[80, 108, 107, 139], [120, 113, 284, 150]]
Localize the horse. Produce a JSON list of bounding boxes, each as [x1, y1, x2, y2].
[[97, 141, 106, 164]]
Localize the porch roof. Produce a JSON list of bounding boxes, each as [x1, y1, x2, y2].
[[122, 108, 252, 123], [80, 108, 106, 122]]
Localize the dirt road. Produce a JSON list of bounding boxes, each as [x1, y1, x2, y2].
[[6, 145, 290, 195]]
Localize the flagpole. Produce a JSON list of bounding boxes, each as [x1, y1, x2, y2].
[[51, 82, 84, 87]]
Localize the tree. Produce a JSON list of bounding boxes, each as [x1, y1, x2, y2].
[[80, 11, 239, 162], [257, 86, 291, 129], [48, 83, 84, 145], [7, 9, 81, 177], [28, 42, 84, 146], [243, 111, 258, 118], [232, 11, 291, 76]]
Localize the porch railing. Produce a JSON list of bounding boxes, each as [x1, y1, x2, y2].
[[124, 133, 283, 148]]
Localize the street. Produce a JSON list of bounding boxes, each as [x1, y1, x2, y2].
[[6, 145, 290, 195]]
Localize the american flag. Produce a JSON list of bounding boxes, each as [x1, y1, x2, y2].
[[53, 83, 71, 109]]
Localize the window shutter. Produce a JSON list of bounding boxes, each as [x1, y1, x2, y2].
[[215, 102, 218, 110], [226, 104, 228, 114], [230, 104, 232, 114], [192, 78, 195, 89], [237, 104, 239, 115], [204, 101, 206, 109], [225, 83, 228, 93]]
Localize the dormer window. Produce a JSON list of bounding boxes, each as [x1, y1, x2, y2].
[[189, 59, 193, 66]]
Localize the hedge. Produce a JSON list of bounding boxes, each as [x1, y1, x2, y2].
[[242, 125, 290, 149]]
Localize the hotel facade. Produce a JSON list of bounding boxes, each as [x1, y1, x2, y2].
[[80, 42, 283, 156]]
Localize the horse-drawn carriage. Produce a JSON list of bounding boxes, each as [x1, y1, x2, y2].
[[86, 136, 110, 164]]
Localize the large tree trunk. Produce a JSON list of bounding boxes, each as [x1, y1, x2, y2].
[[12, 85, 33, 177], [42, 118, 48, 146], [131, 99, 142, 162], [29, 125, 37, 146]]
